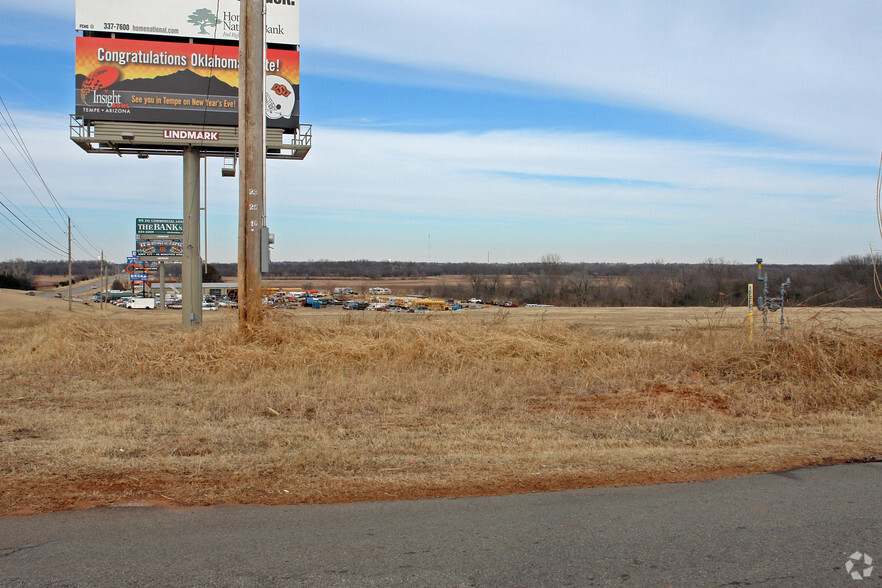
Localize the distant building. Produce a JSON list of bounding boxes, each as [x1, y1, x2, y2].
[[151, 282, 238, 299]]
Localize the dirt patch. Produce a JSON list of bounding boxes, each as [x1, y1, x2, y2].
[[4, 453, 875, 517]]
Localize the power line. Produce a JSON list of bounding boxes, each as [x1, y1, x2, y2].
[[0, 97, 71, 229], [0, 143, 69, 236], [0, 197, 67, 256], [0, 207, 67, 258], [0, 94, 106, 261], [0, 190, 68, 252], [73, 221, 101, 248]]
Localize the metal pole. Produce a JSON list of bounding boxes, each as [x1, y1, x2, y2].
[[68, 216, 72, 312], [203, 155, 208, 273], [238, 0, 265, 328], [159, 260, 166, 312], [747, 282, 753, 343], [100, 250, 104, 311], [183, 146, 203, 328]]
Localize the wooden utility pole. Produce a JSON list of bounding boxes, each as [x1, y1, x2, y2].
[[67, 216, 72, 312], [237, 0, 265, 327]]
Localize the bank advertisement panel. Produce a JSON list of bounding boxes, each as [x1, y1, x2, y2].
[[75, 37, 299, 131], [136, 218, 183, 236], [76, 0, 299, 46]]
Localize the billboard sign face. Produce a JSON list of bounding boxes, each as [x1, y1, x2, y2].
[[137, 218, 184, 236], [76, 37, 299, 131], [76, 0, 300, 46], [137, 239, 184, 257]]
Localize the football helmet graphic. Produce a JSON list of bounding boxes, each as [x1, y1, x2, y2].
[[265, 75, 295, 120]]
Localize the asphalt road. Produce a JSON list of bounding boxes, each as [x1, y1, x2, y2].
[[39, 280, 100, 299], [1, 462, 880, 587]]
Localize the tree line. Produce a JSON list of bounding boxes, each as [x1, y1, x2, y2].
[[4, 254, 881, 307]]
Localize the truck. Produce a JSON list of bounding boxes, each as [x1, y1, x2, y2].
[[124, 297, 156, 309]]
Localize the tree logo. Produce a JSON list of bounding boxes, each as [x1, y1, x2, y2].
[[188, 8, 218, 35], [845, 552, 874, 581]]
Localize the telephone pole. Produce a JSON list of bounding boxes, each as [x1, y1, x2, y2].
[[238, 0, 265, 327], [67, 216, 72, 312]]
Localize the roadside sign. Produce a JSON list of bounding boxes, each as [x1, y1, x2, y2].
[[127, 256, 140, 264], [130, 273, 150, 281], [136, 218, 184, 237], [136, 239, 183, 257]]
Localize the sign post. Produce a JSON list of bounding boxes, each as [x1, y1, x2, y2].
[[183, 148, 202, 328], [159, 260, 166, 312]]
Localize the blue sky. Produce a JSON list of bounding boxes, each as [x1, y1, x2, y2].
[[1, 1, 882, 264]]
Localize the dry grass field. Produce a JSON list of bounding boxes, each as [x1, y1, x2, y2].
[[1, 289, 881, 516]]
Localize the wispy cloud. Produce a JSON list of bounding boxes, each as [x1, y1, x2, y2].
[[305, 1, 882, 153], [0, 0, 71, 18], [0, 3, 71, 49], [4, 112, 872, 262]]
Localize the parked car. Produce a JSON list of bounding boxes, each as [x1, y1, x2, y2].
[[468, 298, 482, 304], [54, 292, 63, 298], [26, 291, 35, 296], [501, 301, 518, 307]]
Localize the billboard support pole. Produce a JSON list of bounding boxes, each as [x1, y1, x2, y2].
[[203, 155, 208, 273], [238, 0, 265, 329], [159, 260, 166, 312], [183, 146, 203, 328]]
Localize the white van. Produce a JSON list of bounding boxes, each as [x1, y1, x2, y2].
[[124, 297, 156, 309]]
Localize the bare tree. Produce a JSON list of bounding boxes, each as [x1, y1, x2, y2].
[[566, 270, 595, 306], [532, 253, 563, 303], [464, 263, 486, 299], [510, 272, 524, 302], [700, 257, 739, 306]]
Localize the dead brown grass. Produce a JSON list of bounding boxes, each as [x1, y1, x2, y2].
[[1, 301, 881, 515]]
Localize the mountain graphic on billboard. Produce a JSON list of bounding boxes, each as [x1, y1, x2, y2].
[[76, 69, 238, 98]]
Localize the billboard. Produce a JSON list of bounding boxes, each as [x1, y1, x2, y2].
[[76, 37, 299, 131], [137, 239, 184, 257], [76, 0, 300, 46], [137, 218, 183, 236]]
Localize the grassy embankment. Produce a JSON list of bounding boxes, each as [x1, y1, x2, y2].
[[1, 300, 880, 515]]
